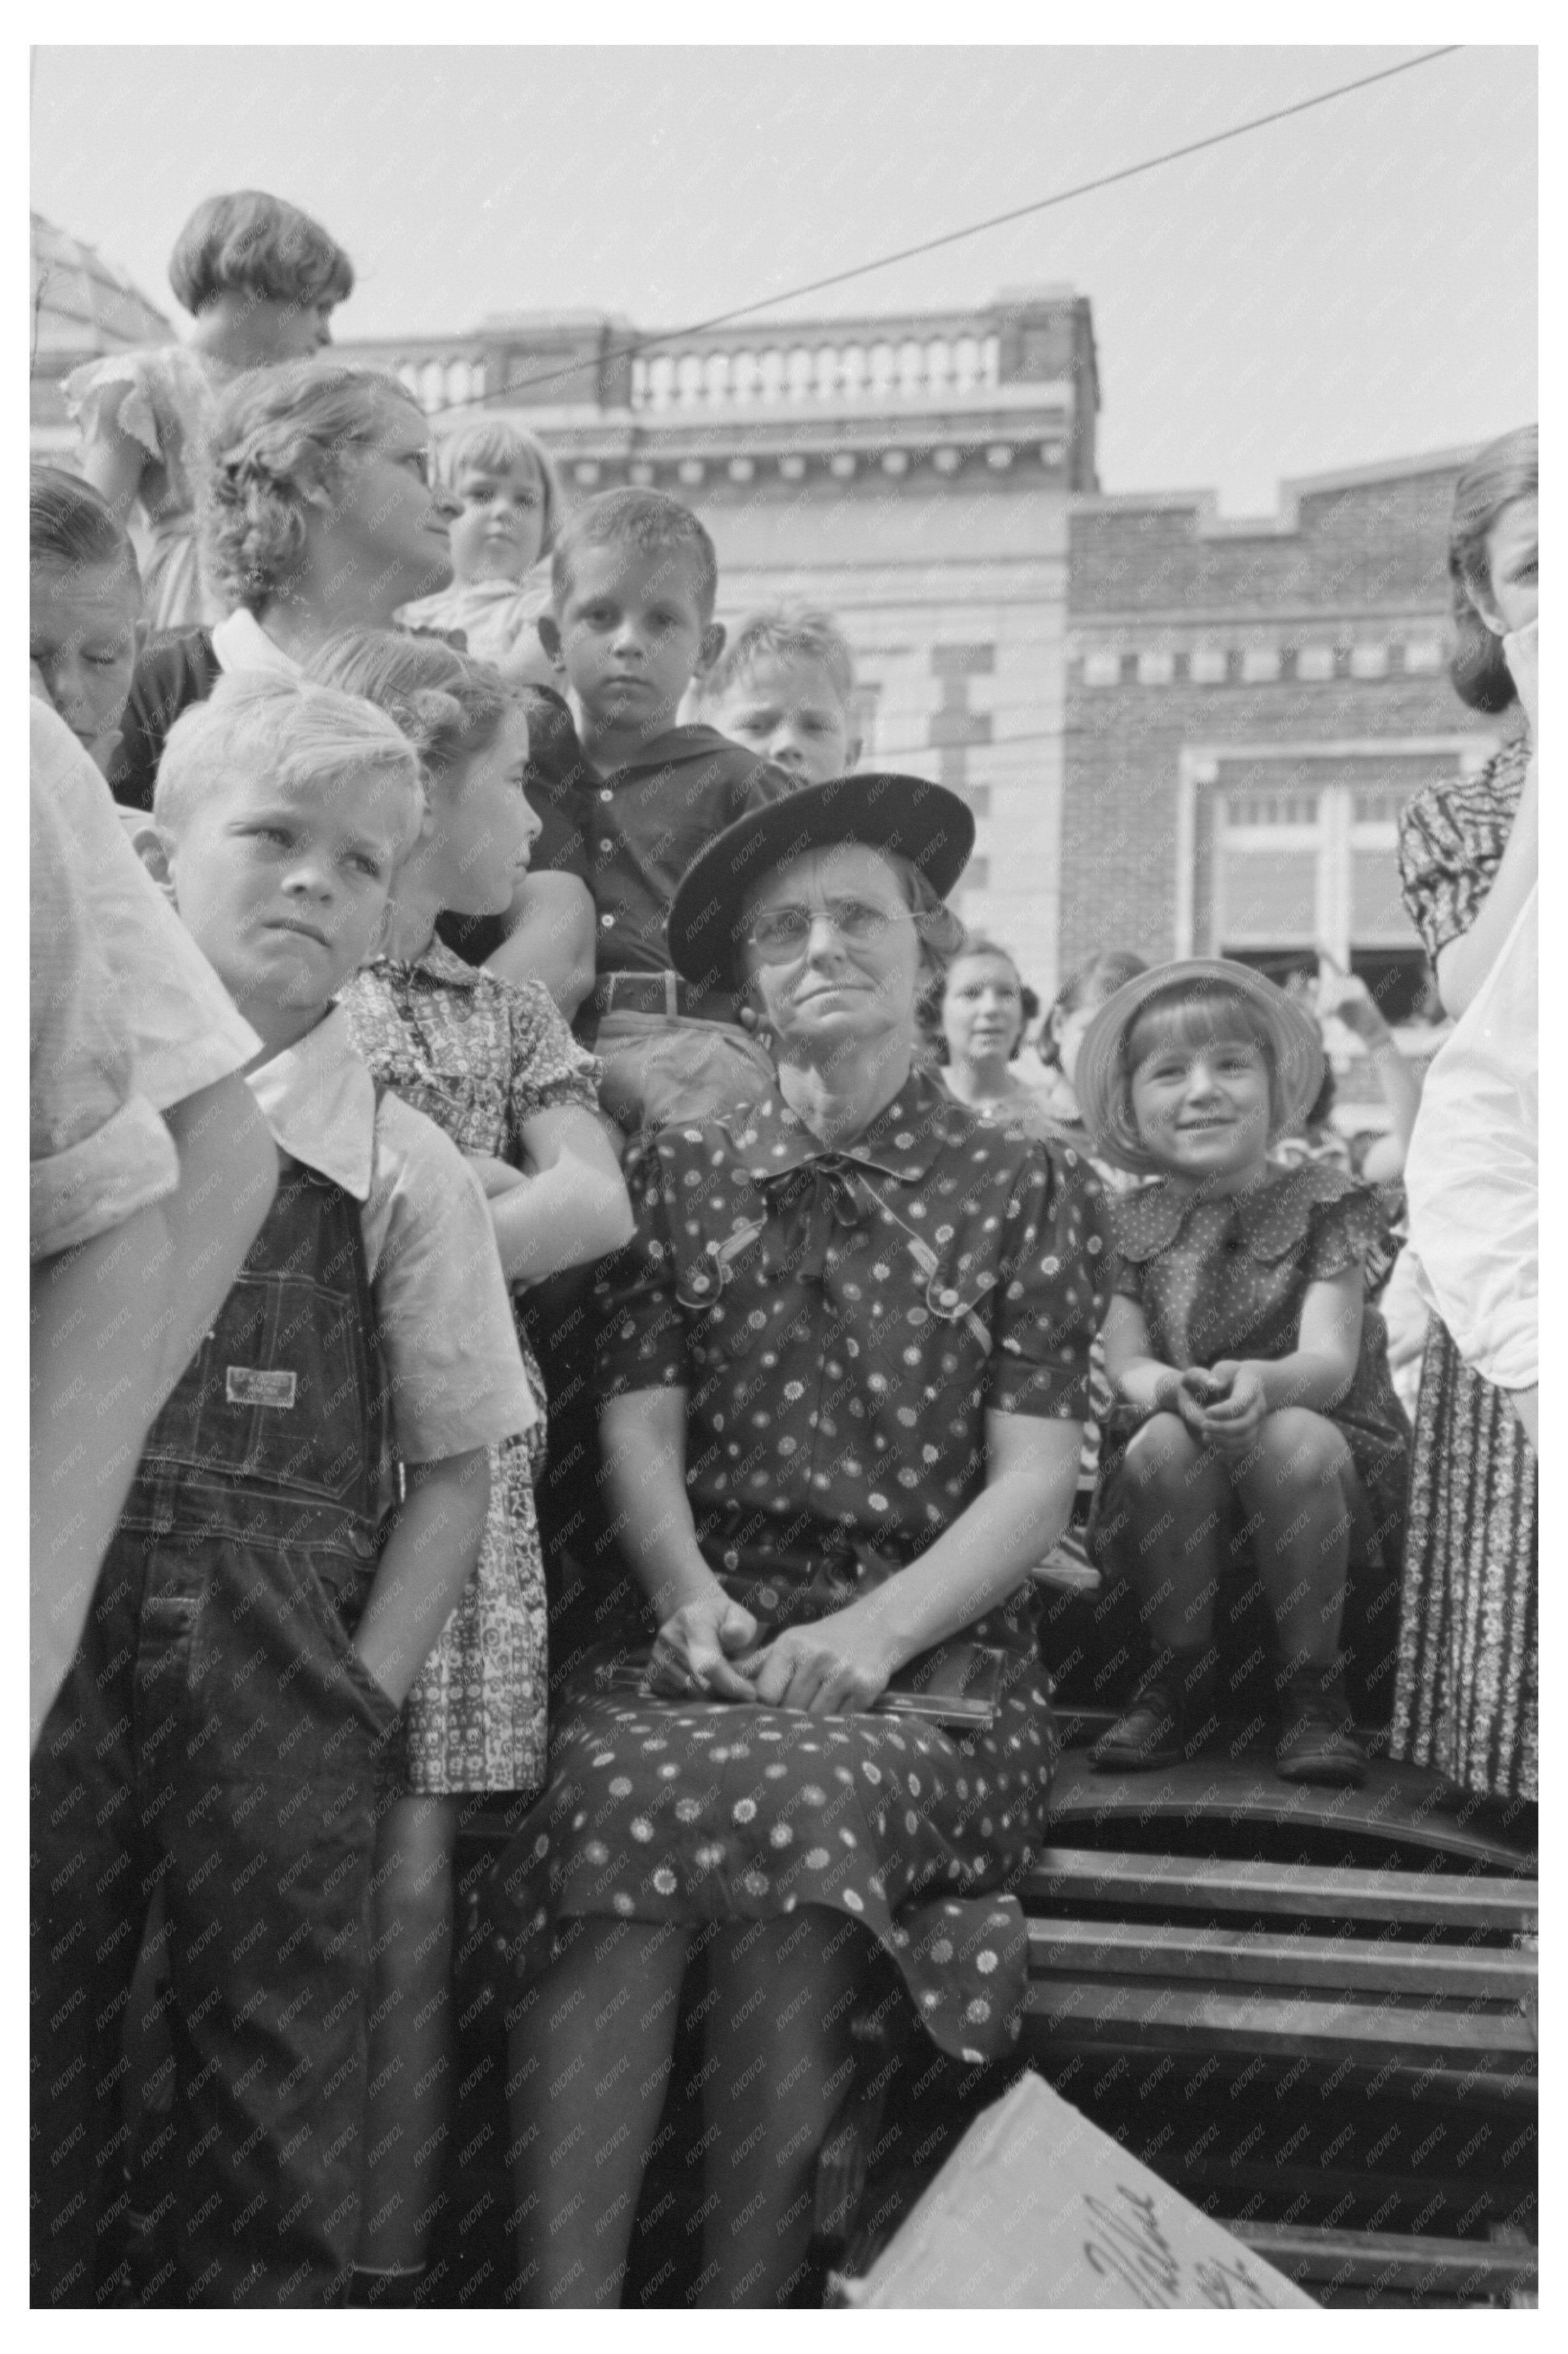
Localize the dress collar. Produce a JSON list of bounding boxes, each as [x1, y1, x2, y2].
[[1111, 1160, 1356, 1264], [245, 1003, 376, 1201], [721, 1068, 974, 1186], [586, 721, 768, 786], [210, 607, 303, 679], [369, 934, 483, 989]]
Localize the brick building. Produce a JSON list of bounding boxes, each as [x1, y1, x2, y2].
[[1062, 455, 1510, 1022]]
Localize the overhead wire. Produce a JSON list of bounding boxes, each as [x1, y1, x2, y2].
[[425, 45, 1461, 420]]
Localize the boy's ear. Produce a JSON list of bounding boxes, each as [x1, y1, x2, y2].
[[122, 812, 177, 903], [535, 614, 565, 669], [694, 621, 726, 681]]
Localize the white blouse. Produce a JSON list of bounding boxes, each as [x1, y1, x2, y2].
[[1406, 885, 1537, 1391]]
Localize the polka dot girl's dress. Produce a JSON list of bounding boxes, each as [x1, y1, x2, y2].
[[484, 1071, 1108, 2062], [1090, 1162, 1412, 1716]]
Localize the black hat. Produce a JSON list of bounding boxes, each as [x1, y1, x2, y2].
[[666, 772, 974, 991]]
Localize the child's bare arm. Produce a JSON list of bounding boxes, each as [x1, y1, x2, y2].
[[487, 1102, 634, 1287], [1102, 1294, 1186, 1417], [75, 385, 147, 524], [485, 873, 597, 1019], [352, 1447, 490, 1706]]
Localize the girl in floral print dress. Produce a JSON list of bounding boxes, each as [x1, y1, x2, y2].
[[307, 630, 631, 2304]]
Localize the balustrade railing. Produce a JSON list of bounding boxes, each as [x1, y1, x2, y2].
[[629, 332, 1001, 412]]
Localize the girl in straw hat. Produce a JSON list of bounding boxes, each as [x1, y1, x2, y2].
[[1074, 961, 1409, 1787]]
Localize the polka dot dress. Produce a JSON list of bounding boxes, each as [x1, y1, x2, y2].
[[1096, 1163, 1411, 1571], [483, 1072, 1110, 2061]]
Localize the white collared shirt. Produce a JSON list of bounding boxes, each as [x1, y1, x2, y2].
[[1406, 886, 1537, 1391], [249, 1006, 537, 1461]]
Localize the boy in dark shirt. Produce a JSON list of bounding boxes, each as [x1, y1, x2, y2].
[[535, 487, 791, 1133]]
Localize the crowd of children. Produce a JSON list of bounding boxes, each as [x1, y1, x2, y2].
[[30, 188, 1537, 2309]]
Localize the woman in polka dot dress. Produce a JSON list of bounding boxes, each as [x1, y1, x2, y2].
[[482, 777, 1107, 2308], [1073, 961, 1409, 1790]]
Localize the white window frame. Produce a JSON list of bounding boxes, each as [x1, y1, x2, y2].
[[1173, 738, 1497, 961]]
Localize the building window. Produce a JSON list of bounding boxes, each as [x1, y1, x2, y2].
[[1188, 646, 1227, 685], [1213, 779, 1412, 969]]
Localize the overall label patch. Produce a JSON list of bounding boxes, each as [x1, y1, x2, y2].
[[226, 1367, 298, 1410]]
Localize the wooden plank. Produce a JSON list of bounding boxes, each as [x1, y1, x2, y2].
[[1027, 1919, 1538, 2001], [1025, 1979, 1540, 2066], [1046, 1750, 1537, 1874], [1025, 1848, 1538, 1933], [1231, 2222, 1537, 2293]]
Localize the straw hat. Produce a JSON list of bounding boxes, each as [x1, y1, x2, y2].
[[1073, 958, 1326, 1175]]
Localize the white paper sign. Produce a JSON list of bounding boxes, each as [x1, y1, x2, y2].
[[840, 2068, 1316, 2309]]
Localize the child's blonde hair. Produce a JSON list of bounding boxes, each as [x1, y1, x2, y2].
[[154, 671, 425, 853], [434, 419, 563, 558], [692, 606, 857, 713]]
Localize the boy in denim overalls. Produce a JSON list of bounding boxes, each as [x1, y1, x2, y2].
[[31, 676, 536, 2307]]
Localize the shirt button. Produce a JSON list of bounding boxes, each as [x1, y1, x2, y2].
[[600, 838, 614, 852], [599, 789, 613, 803], [351, 1530, 376, 1559], [601, 914, 615, 928]]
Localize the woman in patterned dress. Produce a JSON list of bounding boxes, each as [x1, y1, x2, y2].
[[1390, 424, 1538, 1806], [483, 775, 1108, 2307], [305, 629, 633, 2300]]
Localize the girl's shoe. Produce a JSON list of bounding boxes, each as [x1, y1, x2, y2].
[[1089, 1656, 1218, 1772], [1275, 1663, 1367, 1787]]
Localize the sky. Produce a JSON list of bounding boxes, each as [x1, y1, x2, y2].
[[30, 43, 1537, 516]]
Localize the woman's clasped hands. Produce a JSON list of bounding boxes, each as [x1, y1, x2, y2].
[[735, 1610, 900, 1716], [651, 1585, 900, 1716]]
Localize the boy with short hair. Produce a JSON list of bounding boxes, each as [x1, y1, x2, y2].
[[690, 604, 864, 787], [534, 486, 792, 1133], [31, 672, 536, 2309]]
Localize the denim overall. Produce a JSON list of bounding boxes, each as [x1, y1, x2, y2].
[[32, 1156, 402, 2309]]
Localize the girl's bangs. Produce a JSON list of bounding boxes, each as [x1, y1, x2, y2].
[[1124, 986, 1270, 1072]]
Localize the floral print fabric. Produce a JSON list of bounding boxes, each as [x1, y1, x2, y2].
[[342, 939, 600, 1795]]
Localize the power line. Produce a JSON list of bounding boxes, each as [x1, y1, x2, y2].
[[428, 45, 1460, 420]]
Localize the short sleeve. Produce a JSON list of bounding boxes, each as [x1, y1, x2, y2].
[[986, 1144, 1113, 1420], [1300, 1184, 1388, 1286], [594, 1135, 690, 1396], [363, 1095, 537, 1463], [503, 976, 602, 1125], [31, 697, 259, 1109], [30, 770, 179, 1259], [64, 349, 166, 461]]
